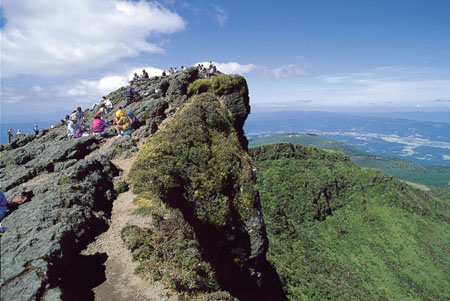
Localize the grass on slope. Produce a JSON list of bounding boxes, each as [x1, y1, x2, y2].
[[251, 143, 450, 300], [249, 133, 450, 187], [429, 185, 450, 202]]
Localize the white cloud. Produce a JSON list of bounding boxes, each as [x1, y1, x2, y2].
[[59, 65, 163, 101], [127, 67, 164, 80], [316, 67, 450, 106], [31, 86, 45, 93], [270, 64, 310, 78], [194, 61, 314, 79], [4, 96, 26, 104], [1, 0, 185, 77], [195, 61, 260, 75], [210, 4, 227, 27]]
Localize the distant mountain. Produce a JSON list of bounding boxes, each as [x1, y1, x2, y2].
[[244, 111, 450, 166], [249, 133, 450, 187], [251, 143, 450, 300]]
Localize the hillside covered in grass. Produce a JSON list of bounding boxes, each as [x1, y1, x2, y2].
[[250, 143, 450, 300], [249, 133, 450, 187]]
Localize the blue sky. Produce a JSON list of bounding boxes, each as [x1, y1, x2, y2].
[[1, 0, 450, 122]]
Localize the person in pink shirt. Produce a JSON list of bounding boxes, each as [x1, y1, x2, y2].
[[92, 112, 109, 135]]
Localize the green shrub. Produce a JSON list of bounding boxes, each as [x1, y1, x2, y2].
[[129, 93, 258, 228], [115, 179, 129, 194], [187, 74, 248, 100], [121, 209, 219, 296]]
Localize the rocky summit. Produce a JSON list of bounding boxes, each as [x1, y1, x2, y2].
[[0, 68, 282, 300]]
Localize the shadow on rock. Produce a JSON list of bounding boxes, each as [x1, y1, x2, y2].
[[59, 252, 108, 301], [165, 192, 287, 301]]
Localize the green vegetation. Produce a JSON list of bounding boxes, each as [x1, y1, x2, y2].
[[249, 133, 450, 187], [251, 143, 450, 300], [114, 179, 129, 194], [187, 74, 248, 100], [126, 93, 260, 297], [129, 93, 258, 228], [429, 185, 450, 201], [121, 198, 219, 296]]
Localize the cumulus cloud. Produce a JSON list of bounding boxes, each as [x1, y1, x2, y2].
[[59, 65, 163, 101], [194, 61, 315, 79], [1, 0, 185, 77], [65, 76, 128, 97], [195, 61, 260, 75], [127, 67, 164, 80]]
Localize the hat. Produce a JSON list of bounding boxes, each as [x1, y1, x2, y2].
[[71, 116, 78, 121], [127, 111, 134, 115], [95, 111, 103, 117]]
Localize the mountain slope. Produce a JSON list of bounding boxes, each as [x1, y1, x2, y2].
[[250, 143, 450, 300], [249, 133, 450, 187]]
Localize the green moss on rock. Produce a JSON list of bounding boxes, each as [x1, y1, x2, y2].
[[129, 93, 258, 228], [187, 74, 248, 100]]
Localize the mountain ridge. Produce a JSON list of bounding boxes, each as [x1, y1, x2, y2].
[[249, 133, 450, 187]]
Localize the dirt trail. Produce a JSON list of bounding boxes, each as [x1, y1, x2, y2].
[[82, 150, 177, 301]]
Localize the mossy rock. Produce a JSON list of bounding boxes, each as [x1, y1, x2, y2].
[[187, 74, 248, 99], [129, 93, 258, 228]]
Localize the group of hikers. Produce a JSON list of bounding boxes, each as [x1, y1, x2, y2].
[[64, 104, 141, 139], [133, 69, 149, 81], [197, 61, 217, 78], [128, 62, 218, 80], [7, 124, 39, 143], [6, 62, 220, 142]]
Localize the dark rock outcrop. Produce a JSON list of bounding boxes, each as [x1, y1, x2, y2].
[[0, 154, 118, 300], [0, 131, 117, 299]]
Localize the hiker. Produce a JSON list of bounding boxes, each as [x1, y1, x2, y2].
[[174, 67, 178, 73], [16, 129, 22, 135], [133, 72, 139, 80], [207, 64, 217, 78], [181, 65, 186, 71], [125, 82, 135, 106], [116, 111, 140, 136], [61, 115, 70, 125], [70, 110, 77, 120], [0, 190, 7, 235], [67, 116, 83, 138], [124, 111, 141, 135], [92, 112, 109, 135], [162, 70, 167, 76], [8, 128, 13, 143], [142, 69, 149, 79], [33, 124, 39, 136], [105, 97, 113, 113], [76, 107, 84, 120], [113, 107, 124, 125]]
